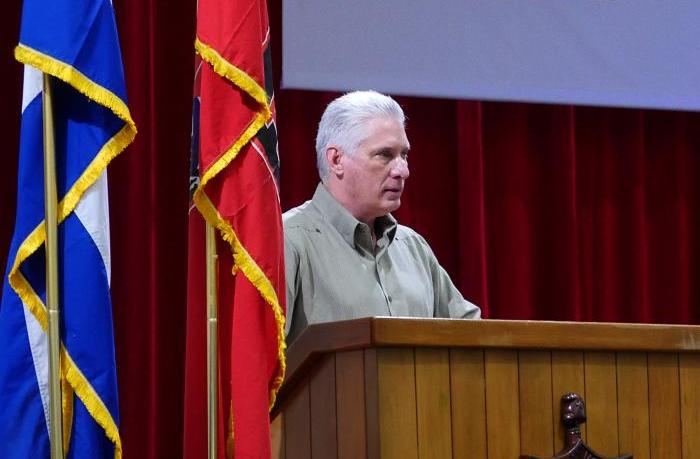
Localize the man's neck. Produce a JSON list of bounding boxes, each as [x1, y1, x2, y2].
[[323, 181, 377, 228]]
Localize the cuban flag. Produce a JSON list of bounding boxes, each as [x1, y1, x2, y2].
[[0, 1, 136, 458]]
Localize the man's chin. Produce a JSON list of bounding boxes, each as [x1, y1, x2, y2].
[[383, 198, 401, 213]]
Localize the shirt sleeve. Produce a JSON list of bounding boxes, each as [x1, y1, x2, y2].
[[416, 234, 481, 319], [283, 230, 301, 336], [432, 262, 481, 319]]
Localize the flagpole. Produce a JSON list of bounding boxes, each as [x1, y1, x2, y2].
[[43, 73, 64, 459], [205, 222, 218, 459]]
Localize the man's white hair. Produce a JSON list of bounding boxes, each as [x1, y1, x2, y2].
[[315, 90, 405, 180]]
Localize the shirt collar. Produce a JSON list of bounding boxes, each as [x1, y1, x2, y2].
[[311, 183, 397, 251]]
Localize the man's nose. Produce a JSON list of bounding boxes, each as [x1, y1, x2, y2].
[[390, 157, 410, 179]]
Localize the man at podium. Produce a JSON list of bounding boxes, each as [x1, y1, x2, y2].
[[283, 91, 480, 344]]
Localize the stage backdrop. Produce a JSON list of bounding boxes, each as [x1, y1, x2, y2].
[[1, 0, 699, 457]]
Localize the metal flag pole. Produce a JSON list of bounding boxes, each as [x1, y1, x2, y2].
[[205, 222, 219, 459], [42, 73, 64, 459]]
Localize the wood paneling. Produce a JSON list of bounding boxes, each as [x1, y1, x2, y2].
[[648, 353, 682, 458], [584, 352, 619, 456], [336, 350, 367, 459], [449, 349, 487, 458], [616, 352, 650, 459], [277, 319, 700, 459], [280, 318, 700, 410], [284, 378, 311, 459], [377, 348, 418, 459], [364, 349, 380, 459], [309, 355, 337, 458], [271, 413, 284, 459], [680, 354, 700, 457], [551, 351, 586, 448], [519, 351, 554, 457], [485, 350, 520, 459], [415, 348, 452, 459]]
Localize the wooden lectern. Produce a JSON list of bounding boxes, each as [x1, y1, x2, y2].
[[271, 317, 700, 458]]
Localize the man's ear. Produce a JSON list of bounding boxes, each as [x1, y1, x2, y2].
[[326, 146, 343, 177]]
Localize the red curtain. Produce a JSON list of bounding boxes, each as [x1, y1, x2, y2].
[[1, 0, 699, 457], [106, 0, 195, 457]]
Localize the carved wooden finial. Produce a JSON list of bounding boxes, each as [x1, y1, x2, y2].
[[520, 392, 632, 459], [561, 392, 586, 449]]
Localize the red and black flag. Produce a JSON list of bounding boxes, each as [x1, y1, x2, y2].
[[183, 1, 285, 457]]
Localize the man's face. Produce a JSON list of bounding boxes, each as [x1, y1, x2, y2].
[[338, 116, 410, 223]]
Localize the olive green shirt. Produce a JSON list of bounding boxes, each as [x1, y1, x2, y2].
[[283, 184, 480, 343]]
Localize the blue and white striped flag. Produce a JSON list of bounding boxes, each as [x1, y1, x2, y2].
[[0, 0, 136, 457]]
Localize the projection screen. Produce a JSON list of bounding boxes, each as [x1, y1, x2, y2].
[[282, 1, 700, 111]]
